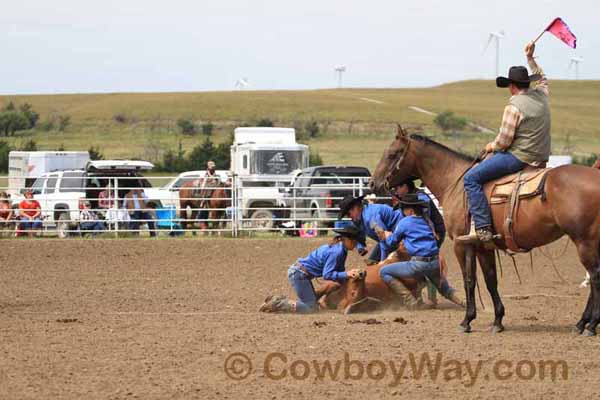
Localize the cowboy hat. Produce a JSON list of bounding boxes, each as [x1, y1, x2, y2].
[[398, 193, 427, 208], [332, 224, 365, 245], [496, 66, 541, 88], [338, 195, 365, 219]]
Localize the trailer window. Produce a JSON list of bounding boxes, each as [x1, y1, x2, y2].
[[59, 172, 84, 192]]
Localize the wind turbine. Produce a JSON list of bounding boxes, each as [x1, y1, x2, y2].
[[483, 30, 505, 77], [235, 77, 249, 90], [568, 56, 583, 80], [334, 65, 346, 88]]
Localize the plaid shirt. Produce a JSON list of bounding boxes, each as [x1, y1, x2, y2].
[[490, 58, 549, 166], [80, 209, 98, 222]]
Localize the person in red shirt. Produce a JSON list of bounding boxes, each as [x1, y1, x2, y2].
[[18, 190, 42, 237]]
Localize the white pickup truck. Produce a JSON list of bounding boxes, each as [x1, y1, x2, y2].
[[16, 160, 157, 238]]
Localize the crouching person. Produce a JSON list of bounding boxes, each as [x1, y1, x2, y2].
[[259, 225, 365, 313], [379, 193, 464, 309]]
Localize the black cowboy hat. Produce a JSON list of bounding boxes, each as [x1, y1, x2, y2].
[[338, 195, 365, 219], [496, 66, 541, 88], [398, 193, 427, 208], [333, 225, 365, 245]]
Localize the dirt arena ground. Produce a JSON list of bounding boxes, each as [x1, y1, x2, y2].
[[1, 238, 598, 399]]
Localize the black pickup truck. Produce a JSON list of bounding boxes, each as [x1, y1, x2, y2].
[[281, 165, 371, 229]]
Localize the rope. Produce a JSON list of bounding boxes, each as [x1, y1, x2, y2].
[[536, 239, 570, 284], [509, 253, 523, 284]]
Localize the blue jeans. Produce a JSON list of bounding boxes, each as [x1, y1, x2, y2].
[[464, 152, 525, 229], [287, 265, 317, 313], [379, 258, 454, 298], [80, 221, 105, 234], [368, 243, 382, 263], [129, 211, 156, 237], [19, 217, 42, 230]]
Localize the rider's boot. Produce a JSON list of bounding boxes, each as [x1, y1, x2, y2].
[[457, 221, 494, 244], [387, 278, 423, 309]]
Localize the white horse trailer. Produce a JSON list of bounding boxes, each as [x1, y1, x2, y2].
[[8, 151, 90, 196]]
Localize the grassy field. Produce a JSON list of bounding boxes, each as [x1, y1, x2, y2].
[[1, 80, 599, 170]]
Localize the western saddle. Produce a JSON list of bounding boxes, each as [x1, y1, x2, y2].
[[486, 165, 549, 252]]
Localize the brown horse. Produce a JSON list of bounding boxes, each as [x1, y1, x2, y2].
[[370, 126, 600, 335], [179, 179, 230, 231], [593, 158, 600, 170]]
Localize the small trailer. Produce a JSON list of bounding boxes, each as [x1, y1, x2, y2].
[[7, 151, 90, 196]]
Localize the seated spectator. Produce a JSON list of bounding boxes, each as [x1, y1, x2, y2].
[[123, 188, 156, 237], [79, 200, 105, 235], [18, 190, 42, 238], [0, 192, 14, 233], [98, 185, 113, 210]]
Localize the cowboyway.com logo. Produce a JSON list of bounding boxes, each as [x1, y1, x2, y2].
[[224, 351, 569, 387]]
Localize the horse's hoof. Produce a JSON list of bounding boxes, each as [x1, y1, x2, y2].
[[573, 324, 586, 335], [458, 324, 472, 333], [582, 328, 596, 337], [490, 325, 504, 334]]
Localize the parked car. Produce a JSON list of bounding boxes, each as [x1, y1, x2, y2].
[[15, 160, 157, 238], [280, 166, 371, 231], [144, 170, 230, 209]]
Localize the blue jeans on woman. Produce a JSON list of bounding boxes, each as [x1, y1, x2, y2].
[[19, 217, 42, 230], [379, 258, 454, 298], [464, 151, 525, 229], [287, 265, 317, 313]]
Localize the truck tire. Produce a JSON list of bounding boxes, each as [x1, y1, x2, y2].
[[57, 212, 72, 239], [249, 209, 275, 230]]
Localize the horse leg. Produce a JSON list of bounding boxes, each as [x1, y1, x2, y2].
[[476, 249, 505, 333], [455, 242, 477, 333], [573, 238, 600, 336]]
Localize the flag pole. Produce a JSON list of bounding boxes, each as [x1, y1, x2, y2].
[[532, 29, 546, 44]]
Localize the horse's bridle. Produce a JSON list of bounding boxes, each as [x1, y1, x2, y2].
[[384, 139, 411, 191]]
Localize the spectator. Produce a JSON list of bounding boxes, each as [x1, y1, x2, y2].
[[123, 188, 156, 237], [98, 184, 113, 210], [79, 200, 105, 235], [0, 192, 14, 234], [18, 190, 42, 238]]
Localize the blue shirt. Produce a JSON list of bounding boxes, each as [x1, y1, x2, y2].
[[298, 242, 348, 282], [355, 204, 403, 251], [384, 215, 439, 257], [394, 190, 446, 241]]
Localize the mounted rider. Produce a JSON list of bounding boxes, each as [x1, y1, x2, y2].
[[459, 42, 550, 243], [199, 160, 219, 207]]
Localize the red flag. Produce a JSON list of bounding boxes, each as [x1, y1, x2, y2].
[[545, 17, 577, 48]]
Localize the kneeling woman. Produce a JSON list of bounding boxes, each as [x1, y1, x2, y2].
[[259, 225, 364, 313], [379, 193, 464, 308]]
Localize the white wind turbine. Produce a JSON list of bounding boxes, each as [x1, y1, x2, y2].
[[235, 77, 249, 90], [334, 65, 346, 88], [568, 56, 584, 80], [483, 30, 505, 77]]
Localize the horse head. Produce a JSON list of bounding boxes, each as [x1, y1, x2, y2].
[[370, 124, 419, 195]]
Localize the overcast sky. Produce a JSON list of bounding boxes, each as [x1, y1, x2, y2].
[[0, 0, 597, 94]]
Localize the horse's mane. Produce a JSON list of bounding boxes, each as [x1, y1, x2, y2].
[[409, 134, 475, 162]]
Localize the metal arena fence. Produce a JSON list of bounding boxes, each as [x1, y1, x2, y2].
[[0, 174, 385, 238]]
